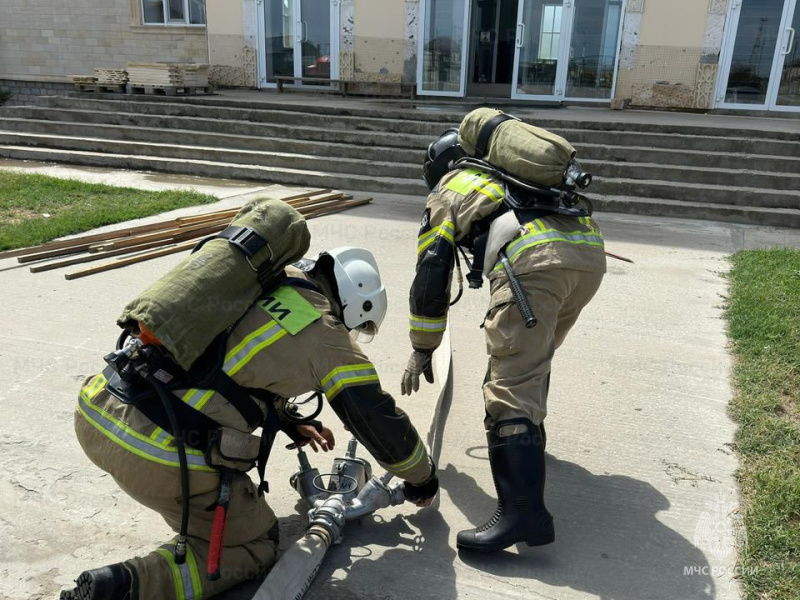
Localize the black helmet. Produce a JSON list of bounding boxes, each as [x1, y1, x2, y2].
[[422, 128, 466, 191]]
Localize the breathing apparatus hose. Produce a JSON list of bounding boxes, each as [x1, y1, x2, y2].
[[147, 372, 190, 565]]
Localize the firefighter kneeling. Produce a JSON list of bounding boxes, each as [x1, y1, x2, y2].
[[62, 246, 438, 600]]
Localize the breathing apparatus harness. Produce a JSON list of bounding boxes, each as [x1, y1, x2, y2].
[[448, 113, 595, 326], [101, 225, 324, 576]]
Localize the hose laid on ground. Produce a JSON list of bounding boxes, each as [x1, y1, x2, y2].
[[252, 335, 454, 599], [251, 530, 330, 600]]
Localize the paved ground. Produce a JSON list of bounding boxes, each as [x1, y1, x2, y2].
[[1, 160, 799, 600]]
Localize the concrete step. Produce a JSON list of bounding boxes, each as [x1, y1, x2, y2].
[[5, 115, 798, 176], [0, 130, 420, 179], [0, 106, 431, 149], [0, 117, 423, 164], [583, 158, 800, 192], [53, 93, 800, 141], [593, 177, 800, 210], [591, 195, 800, 228], [10, 102, 800, 158], [4, 130, 797, 196], [0, 145, 430, 195], [1, 142, 795, 228], [561, 128, 800, 158], [35, 96, 460, 137], [580, 143, 800, 174]]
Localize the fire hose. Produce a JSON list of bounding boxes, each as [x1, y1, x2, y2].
[[253, 330, 453, 600]]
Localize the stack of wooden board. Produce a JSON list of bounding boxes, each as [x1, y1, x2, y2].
[[94, 68, 128, 85], [1, 190, 371, 280], [127, 62, 209, 86], [68, 75, 97, 84]]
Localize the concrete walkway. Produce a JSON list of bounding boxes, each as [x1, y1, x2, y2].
[[1, 160, 798, 600]]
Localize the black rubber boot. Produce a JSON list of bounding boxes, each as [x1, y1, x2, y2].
[[457, 418, 554, 553], [60, 562, 138, 600]]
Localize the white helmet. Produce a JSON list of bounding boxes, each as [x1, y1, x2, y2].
[[325, 247, 387, 343]]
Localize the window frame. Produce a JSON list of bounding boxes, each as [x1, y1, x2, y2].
[[141, 0, 206, 27]]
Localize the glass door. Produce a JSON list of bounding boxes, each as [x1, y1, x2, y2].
[[716, 0, 799, 110], [772, 0, 799, 109], [511, 0, 572, 99], [565, 0, 623, 100], [418, 0, 472, 96], [299, 0, 333, 81], [264, 0, 297, 85], [260, 0, 336, 88]]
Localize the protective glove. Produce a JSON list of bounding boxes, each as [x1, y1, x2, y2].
[[400, 349, 434, 396], [404, 463, 439, 507]]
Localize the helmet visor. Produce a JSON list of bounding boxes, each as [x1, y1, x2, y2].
[[349, 321, 378, 344]]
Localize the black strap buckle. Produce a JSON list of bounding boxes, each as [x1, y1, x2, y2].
[[219, 226, 269, 259]]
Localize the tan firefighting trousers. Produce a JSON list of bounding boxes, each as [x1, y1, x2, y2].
[[75, 408, 278, 600], [482, 268, 604, 429]]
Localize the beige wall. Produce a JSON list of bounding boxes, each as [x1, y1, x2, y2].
[[615, 0, 722, 108], [352, 0, 406, 77], [205, 0, 256, 86], [639, 0, 709, 48], [0, 0, 208, 82]]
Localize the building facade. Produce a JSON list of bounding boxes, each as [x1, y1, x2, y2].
[[1, 0, 798, 112]]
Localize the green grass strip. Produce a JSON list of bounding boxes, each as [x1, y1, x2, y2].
[[0, 170, 218, 251], [726, 249, 800, 599]]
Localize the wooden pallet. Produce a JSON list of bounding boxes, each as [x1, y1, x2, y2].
[[125, 84, 215, 96], [74, 83, 127, 93]]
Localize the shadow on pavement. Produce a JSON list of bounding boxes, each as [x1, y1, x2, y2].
[[443, 456, 716, 600], [218, 499, 457, 600]]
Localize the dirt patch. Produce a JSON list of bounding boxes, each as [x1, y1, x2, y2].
[[1, 208, 50, 225]]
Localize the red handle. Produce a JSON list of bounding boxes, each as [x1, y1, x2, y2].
[[207, 505, 227, 580]]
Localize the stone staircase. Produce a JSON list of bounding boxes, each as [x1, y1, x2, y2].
[[1, 93, 799, 227]]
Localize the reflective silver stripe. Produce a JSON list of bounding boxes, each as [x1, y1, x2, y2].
[[78, 394, 213, 471], [150, 428, 172, 445], [158, 544, 203, 600], [180, 388, 214, 410], [384, 438, 426, 473], [409, 315, 447, 333], [492, 227, 605, 271], [321, 364, 380, 398], [222, 321, 286, 376]]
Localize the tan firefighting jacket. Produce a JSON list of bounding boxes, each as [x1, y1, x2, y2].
[[409, 168, 607, 351], [79, 267, 433, 484]]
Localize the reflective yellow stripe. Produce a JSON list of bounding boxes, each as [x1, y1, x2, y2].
[[321, 363, 380, 399], [417, 220, 455, 255], [185, 546, 204, 600], [491, 221, 605, 272], [81, 374, 107, 400], [409, 313, 447, 333], [223, 320, 288, 376], [384, 438, 425, 473], [156, 543, 203, 600], [157, 548, 186, 600], [180, 388, 215, 412], [78, 386, 214, 472], [476, 180, 504, 202], [444, 169, 504, 202]]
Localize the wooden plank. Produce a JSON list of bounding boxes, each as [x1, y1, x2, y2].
[[30, 234, 208, 272], [2, 189, 335, 261], [4, 215, 217, 261], [89, 218, 229, 252], [65, 240, 198, 280]]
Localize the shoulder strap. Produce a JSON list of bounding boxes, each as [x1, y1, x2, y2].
[[192, 225, 283, 290], [206, 371, 265, 431], [474, 113, 518, 160]]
